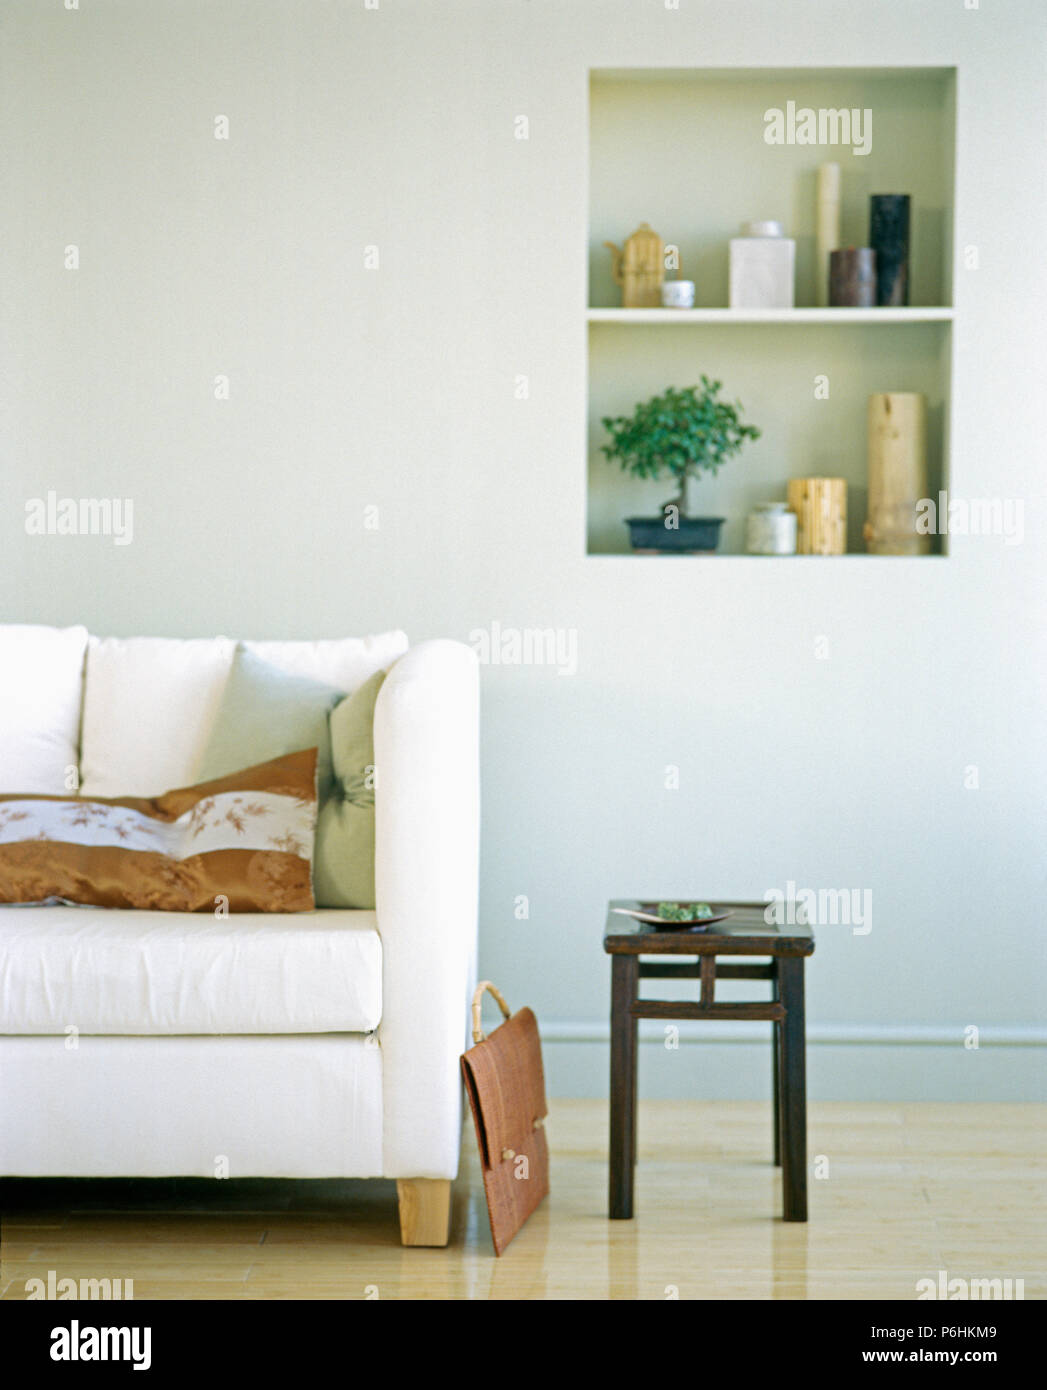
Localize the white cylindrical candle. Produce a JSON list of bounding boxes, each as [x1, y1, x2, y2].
[[816, 162, 841, 308]]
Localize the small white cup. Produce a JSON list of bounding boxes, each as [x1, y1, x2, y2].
[[661, 280, 695, 309]]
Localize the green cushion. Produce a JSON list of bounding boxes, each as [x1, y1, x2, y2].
[[313, 668, 385, 909], [197, 645, 342, 799]]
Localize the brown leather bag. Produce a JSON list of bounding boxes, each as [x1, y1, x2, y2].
[[461, 981, 550, 1255]]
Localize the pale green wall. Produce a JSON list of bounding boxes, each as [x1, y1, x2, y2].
[[1, 0, 1044, 1100]]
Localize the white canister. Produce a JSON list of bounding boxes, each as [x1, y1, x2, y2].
[[729, 221, 795, 309], [746, 502, 797, 555], [661, 279, 695, 309]]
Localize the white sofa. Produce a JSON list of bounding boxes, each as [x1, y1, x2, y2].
[[0, 625, 479, 1246]]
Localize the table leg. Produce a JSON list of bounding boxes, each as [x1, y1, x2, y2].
[[610, 954, 639, 1219], [632, 1019, 639, 1169], [772, 962, 781, 1167], [779, 956, 807, 1221]]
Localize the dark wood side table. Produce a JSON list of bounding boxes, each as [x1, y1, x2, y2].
[[604, 901, 815, 1222]]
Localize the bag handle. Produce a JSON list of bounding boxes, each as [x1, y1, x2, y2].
[[471, 980, 511, 1044]]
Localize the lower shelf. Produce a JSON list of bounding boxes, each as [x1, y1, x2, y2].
[[587, 550, 947, 559], [588, 319, 951, 556]]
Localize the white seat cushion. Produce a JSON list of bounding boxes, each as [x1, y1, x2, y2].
[[0, 906, 381, 1035], [0, 624, 88, 794], [79, 631, 408, 797]]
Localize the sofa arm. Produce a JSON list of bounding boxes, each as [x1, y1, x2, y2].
[[374, 639, 479, 1178]]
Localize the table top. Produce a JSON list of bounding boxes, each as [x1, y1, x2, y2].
[[603, 901, 815, 956]]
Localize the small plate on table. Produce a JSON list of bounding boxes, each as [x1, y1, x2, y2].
[[612, 902, 732, 931]]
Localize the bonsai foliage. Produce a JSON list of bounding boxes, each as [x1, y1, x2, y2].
[[601, 377, 761, 516]]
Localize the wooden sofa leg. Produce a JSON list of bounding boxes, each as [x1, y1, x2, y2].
[[397, 1178, 451, 1247]]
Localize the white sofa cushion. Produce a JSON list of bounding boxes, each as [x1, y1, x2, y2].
[[0, 1034, 384, 1177], [80, 636, 236, 798], [79, 631, 408, 798], [0, 906, 381, 1034], [0, 624, 88, 795], [242, 635, 407, 688]]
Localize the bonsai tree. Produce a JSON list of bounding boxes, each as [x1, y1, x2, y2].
[[601, 376, 761, 517]]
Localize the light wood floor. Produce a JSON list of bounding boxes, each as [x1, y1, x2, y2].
[[2, 1102, 1044, 1300]]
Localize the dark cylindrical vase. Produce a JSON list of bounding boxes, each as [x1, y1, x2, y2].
[[870, 194, 910, 306], [829, 247, 876, 307]]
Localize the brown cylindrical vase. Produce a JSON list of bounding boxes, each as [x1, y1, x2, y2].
[[829, 247, 876, 307]]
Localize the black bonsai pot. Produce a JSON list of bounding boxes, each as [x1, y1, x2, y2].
[[626, 515, 725, 553]]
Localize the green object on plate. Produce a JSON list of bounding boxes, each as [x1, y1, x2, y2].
[[657, 901, 714, 922]]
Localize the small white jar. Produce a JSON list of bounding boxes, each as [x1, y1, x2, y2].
[[661, 279, 695, 309], [746, 502, 797, 555]]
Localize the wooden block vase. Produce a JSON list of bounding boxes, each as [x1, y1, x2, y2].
[[787, 477, 847, 555], [864, 392, 930, 555]]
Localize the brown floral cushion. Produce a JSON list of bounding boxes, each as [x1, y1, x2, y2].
[[0, 749, 318, 912]]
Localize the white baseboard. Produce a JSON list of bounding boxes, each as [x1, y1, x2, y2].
[[542, 1020, 1047, 1047], [539, 1021, 1047, 1100]]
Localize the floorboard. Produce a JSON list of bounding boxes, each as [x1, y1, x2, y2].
[[2, 1101, 1043, 1300]]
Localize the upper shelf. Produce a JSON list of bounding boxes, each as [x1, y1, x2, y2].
[[587, 308, 955, 325]]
